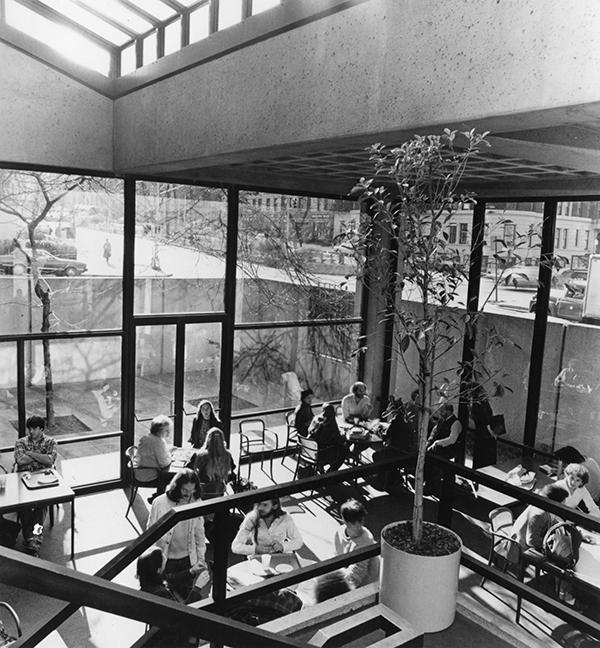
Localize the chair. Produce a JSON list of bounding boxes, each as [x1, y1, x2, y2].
[[0, 601, 22, 645], [481, 506, 560, 623], [282, 411, 298, 469], [125, 446, 160, 518], [238, 420, 279, 481]]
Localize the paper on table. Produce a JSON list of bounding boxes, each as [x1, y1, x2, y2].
[[194, 569, 210, 589]]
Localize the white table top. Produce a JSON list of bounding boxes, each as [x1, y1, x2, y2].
[[227, 553, 301, 589], [576, 533, 600, 589], [0, 469, 74, 514]]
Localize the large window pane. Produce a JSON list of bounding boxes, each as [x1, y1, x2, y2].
[[237, 192, 360, 323], [232, 324, 359, 418], [0, 170, 123, 334], [218, 0, 243, 30], [475, 203, 543, 455], [134, 325, 175, 444], [0, 342, 17, 449], [24, 337, 122, 435], [134, 182, 226, 314], [183, 323, 222, 441]]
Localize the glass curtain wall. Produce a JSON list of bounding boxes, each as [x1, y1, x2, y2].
[[233, 191, 362, 431], [0, 169, 124, 486]]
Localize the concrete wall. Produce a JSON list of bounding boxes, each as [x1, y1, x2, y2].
[[114, 0, 600, 174], [0, 43, 113, 171]]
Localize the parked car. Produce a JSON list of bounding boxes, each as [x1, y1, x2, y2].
[[23, 237, 77, 260], [529, 279, 585, 321], [0, 249, 87, 276]]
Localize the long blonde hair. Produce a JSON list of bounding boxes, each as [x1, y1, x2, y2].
[[199, 427, 230, 482]]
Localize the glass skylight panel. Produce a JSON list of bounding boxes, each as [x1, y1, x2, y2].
[[189, 5, 209, 43], [36, 0, 130, 45], [79, 0, 153, 34], [252, 0, 280, 15], [121, 42, 136, 74], [143, 31, 157, 66], [164, 18, 181, 56], [126, 0, 175, 22], [218, 0, 243, 30], [5, 0, 111, 75]]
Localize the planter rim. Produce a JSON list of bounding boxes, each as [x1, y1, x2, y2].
[[381, 520, 462, 558]]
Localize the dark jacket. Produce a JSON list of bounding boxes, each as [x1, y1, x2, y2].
[[294, 402, 314, 437]]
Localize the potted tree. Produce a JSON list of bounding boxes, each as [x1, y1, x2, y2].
[[349, 129, 511, 633]]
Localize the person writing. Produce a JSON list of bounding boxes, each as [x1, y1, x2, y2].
[[231, 498, 303, 556], [341, 382, 371, 423], [293, 388, 315, 438], [133, 414, 172, 503], [14, 415, 57, 556]]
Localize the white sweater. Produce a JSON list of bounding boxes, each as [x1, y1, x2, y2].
[[147, 494, 207, 567], [231, 512, 303, 555]]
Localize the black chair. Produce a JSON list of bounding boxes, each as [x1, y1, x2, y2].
[[282, 411, 298, 469], [0, 601, 21, 645], [238, 420, 279, 481], [125, 446, 160, 518]]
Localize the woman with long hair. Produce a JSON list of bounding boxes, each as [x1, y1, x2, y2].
[[189, 399, 221, 449], [191, 427, 235, 498], [147, 469, 211, 602], [231, 498, 303, 556]]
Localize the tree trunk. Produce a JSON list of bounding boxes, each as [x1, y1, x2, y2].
[[35, 281, 55, 429]]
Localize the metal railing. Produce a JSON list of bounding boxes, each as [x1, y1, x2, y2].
[[8, 451, 600, 647]]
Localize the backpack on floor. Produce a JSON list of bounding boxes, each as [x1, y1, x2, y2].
[[543, 521, 582, 570]]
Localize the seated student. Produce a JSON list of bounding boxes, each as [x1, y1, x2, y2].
[[148, 469, 211, 603], [189, 400, 221, 449], [293, 388, 315, 438], [14, 415, 57, 556], [133, 415, 172, 503], [137, 546, 176, 600], [555, 446, 600, 503], [191, 427, 235, 499], [308, 403, 349, 473], [333, 499, 380, 588], [341, 382, 371, 423], [554, 463, 600, 518], [509, 483, 570, 554], [231, 498, 303, 556]]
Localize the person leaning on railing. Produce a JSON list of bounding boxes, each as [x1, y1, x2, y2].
[[147, 469, 211, 603], [14, 415, 57, 557]]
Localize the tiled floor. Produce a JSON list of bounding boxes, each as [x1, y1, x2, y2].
[[0, 455, 594, 648]]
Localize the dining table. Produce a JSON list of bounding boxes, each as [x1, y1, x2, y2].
[[226, 552, 302, 590], [336, 417, 384, 464], [474, 460, 553, 508], [168, 446, 195, 473], [0, 468, 75, 559]]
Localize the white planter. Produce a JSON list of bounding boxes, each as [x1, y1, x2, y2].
[[379, 521, 462, 634]]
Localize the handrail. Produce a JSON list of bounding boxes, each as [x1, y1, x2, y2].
[[16, 451, 600, 647], [18, 453, 416, 647], [0, 547, 304, 648]]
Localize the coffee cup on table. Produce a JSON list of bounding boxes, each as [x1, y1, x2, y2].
[[261, 553, 271, 571]]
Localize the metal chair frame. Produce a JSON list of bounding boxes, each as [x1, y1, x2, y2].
[[125, 445, 160, 518], [238, 420, 279, 482]]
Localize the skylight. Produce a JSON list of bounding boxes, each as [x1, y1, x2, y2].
[[2, 0, 283, 79], [78, 0, 153, 34], [5, 0, 111, 76], [36, 0, 130, 46]]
